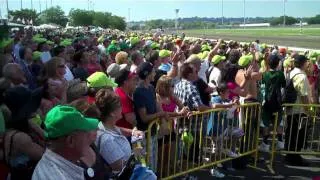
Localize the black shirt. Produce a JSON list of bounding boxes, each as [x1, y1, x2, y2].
[[194, 78, 211, 106]]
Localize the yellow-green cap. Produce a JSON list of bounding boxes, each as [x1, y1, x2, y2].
[[130, 37, 140, 46], [44, 105, 99, 139], [159, 49, 172, 58], [197, 51, 209, 60], [212, 55, 226, 65], [32, 51, 42, 61], [283, 57, 294, 68], [86, 72, 118, 88], [238, 55, 253, 67]]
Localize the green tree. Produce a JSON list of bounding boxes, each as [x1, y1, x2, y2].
[[109, 15, 126, 30], [307, 14, 320, 24], [270, 16, 298, 26], [38, 6, 68, 26], [8, 9, 38, 25], [69, 9, 94, 26], [93, 12, 112, 28]]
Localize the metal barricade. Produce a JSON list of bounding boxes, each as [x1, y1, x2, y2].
[[145, 103, 261, 179], [269, 104, 320, 173]]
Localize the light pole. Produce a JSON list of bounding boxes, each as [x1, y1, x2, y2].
[[243, 0, 246, 28], [6, 0, 9, 19], [221, 0, 224, 25], [31, 0, 33, 10], [175, 9, 179, 32], [283, 0, 286, 26], [39, 0, 42, 13], [21, 0, 23, 10]]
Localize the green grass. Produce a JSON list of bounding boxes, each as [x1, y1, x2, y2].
[[183, 27, 320, 37]]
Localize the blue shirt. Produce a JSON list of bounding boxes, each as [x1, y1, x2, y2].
[[133, 84, 157, 131]]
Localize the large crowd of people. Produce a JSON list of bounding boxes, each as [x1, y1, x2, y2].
[[0, 28, 319, 179]]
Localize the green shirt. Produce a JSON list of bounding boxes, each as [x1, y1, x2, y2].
[[262, 70, 286, 102]]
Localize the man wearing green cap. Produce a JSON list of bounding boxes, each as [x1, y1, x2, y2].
[[32, 105, 99, 180]]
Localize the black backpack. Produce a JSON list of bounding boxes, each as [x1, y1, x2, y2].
[[283, 73, 303, 104]]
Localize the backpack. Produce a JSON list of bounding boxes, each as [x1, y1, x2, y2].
[[283, 73, 303, 104]]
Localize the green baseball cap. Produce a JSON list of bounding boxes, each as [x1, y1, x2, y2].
[[32, 51, 42, 61], [238, 55, 253, 67], [44, 105, 99, 139], [87, 72, 118, 88], [106, 44, 120, 54], [150, 42, 160, 50], [212, 55, 226, 65], [159, 49, 172, 58]]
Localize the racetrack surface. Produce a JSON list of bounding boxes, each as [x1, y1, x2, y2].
[[182, 28, 320, 49]]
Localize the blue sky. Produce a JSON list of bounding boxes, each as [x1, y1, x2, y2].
[[1, 0, 320, 21]]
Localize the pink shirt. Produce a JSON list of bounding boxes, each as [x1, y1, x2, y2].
[[227, 82, 238, 100]]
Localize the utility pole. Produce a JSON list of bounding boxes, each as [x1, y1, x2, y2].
[[21, 0, 23, 10], [46, 0, 48, 10], [31, 0, 33, 10], [51, 0, 52, 7]]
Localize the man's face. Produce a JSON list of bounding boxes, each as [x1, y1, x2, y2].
[[69, 130, 97, 157], [126, 76, 138, 94], [12, 65, 27, 84]]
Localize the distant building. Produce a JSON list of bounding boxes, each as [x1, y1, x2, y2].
[[239, 23, 270, 27]]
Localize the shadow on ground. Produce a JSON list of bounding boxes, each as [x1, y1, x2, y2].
[[174, 153, 320, 179]]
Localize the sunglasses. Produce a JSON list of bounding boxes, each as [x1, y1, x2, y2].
[[57, 64, 65, 68]]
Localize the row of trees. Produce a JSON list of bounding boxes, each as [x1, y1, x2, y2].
[[132, 14, 320, 30], [8, 7, 126, 30]]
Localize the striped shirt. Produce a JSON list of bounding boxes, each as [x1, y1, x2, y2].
[[32, 149, 85, 180], [95, 122, 131, 170]]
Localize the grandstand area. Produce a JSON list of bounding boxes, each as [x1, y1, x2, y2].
[[182, 26, 320, 49]]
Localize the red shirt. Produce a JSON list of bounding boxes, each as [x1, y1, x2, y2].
[[87, 63, 102, 75], [114, 87, 134, 129], [87, 96, 96, 104]]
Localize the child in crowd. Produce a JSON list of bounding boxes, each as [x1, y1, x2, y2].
[[210, 83, 243, 157]]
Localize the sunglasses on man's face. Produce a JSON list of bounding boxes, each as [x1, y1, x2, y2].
[[57, 64, 66, 68]]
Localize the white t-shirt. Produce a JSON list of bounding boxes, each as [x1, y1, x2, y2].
[[199, 60, 210, 83], [208, 67, 221, 95], [40, 51, 52, 63], [64, 66, 74, 81]]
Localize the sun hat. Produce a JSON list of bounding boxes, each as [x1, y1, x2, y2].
[[238, 55, 253, 67], [44, 105, 99, 139], [4, 86, 43, 122], [212, 55, 226, 65], [32, 51, 42, 61], [159, 49, 172, 58], [87, 72, 117, 88]]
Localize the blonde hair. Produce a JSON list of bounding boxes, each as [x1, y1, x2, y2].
[[45, 57, 65, 78], [156, 75, 173, 98], [115, 51, 128, 65]]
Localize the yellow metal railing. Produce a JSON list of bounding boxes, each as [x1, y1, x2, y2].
[[144, 103, 261, 179], [269, 104, 320, 173]]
